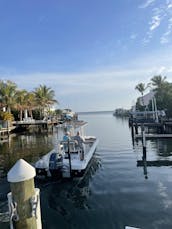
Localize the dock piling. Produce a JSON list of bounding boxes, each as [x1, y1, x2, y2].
[[134, 122, 138, 135], [141, 125, 146, 160], [7, 159, 42, 229], [131, 124, 135, 147], [141, 125, 148, 178]]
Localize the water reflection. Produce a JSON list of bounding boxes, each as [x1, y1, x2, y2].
[[0, 133, 54, 177], [69, 156, 101, 209], [137, 156, 148, 180], [39, 155, 101, 227], [2, 114, 172, 229], [133, 130, 172, 180], [134, 138, 172, 159], [152, 139, 172, 157], [137, 147, 172, 179]]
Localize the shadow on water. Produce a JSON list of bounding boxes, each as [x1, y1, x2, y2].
[[38, 155, 101, 229]]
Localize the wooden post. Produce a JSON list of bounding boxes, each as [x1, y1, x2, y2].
[[131, 124, 135, 146], [141, 125, 148, 179], [134, 122, 138, 135], [7, 120, 10, 137], [7, 159, 42, 229], [141, 125, 146, 160], [143, 159, 148, 179], [68, 139, 72, 178]]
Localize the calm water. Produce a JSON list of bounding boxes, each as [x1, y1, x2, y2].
[[1, 112, 172, 229]]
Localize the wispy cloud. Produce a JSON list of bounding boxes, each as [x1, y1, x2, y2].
[[160, 17, 172, 44], [150, 15, 161, 30], [142, 0, 172, 44], [139, 0, 156, 9]]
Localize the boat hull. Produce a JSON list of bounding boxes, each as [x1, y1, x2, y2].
[[35, 137, 99, 179]]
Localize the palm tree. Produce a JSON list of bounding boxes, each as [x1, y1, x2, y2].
[[150, 75, 168, 110], [15, 90, 28, 121], [150, 75, 167, 90], [25, 92, 36, 119], [135, 83, 147, 96], [33, 85, 58, 119], [135, 83, 150, 106], [0, 80, 17, 113]]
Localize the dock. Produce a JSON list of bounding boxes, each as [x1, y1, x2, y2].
[[0, 120, 59, 139], [135, 133, 172, 139], [11, 119, 59, 133], [129, 112, 172, 140], [12, 119, 58, 126]]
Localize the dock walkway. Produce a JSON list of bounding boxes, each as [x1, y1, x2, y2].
[[135, 133, 172, 139]]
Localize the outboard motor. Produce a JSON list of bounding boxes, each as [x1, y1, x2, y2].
[[49, 153, 63, 178]]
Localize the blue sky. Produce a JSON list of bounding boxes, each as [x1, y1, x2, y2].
[[1, 0, 172, 111]]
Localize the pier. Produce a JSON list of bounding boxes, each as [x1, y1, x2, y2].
[[135, 133, 172, 139], [12, 119, 58, 127], [129, 110, 172, 139], [130, 115, 172, 179], [11, 119, 59, 133]]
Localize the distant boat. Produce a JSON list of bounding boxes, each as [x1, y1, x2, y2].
[[62, 108, 76, 121], [35, 122, 99, 178]]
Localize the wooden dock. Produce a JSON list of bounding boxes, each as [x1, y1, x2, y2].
[[12, 120, 58, 126], [135, 133, 172, 139], [12, 119, 59, 132]]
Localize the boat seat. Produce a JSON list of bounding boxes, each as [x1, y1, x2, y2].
[[61, 140, 77, 152]]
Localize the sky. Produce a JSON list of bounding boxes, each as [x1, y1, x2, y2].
[[0, 0, 172, 112]]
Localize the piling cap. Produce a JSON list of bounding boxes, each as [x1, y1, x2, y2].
[[7, 159, 36, 183]]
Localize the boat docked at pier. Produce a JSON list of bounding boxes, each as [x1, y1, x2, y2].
[[35, 121, 99, 178]]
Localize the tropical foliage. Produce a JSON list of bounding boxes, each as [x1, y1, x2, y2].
[[135, 75, 172, 116], [0, 80, 17, 113], [34, 85, 58, 119], [135, 83, 148, 96], [0, 111, 14, 121], [0, 80, 58, 120]]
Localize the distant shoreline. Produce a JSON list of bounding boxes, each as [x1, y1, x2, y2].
[[78, 110, 113, 115]]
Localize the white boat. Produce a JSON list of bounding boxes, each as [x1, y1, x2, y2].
[[35, 122, 99, 178], [62, 108, 76, 121]]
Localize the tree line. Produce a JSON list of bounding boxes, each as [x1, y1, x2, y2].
[[135, 75, 172, 117], [0, 80, 58, 121]]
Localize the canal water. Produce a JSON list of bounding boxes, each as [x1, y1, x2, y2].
[[1, 112, 172, 229]]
